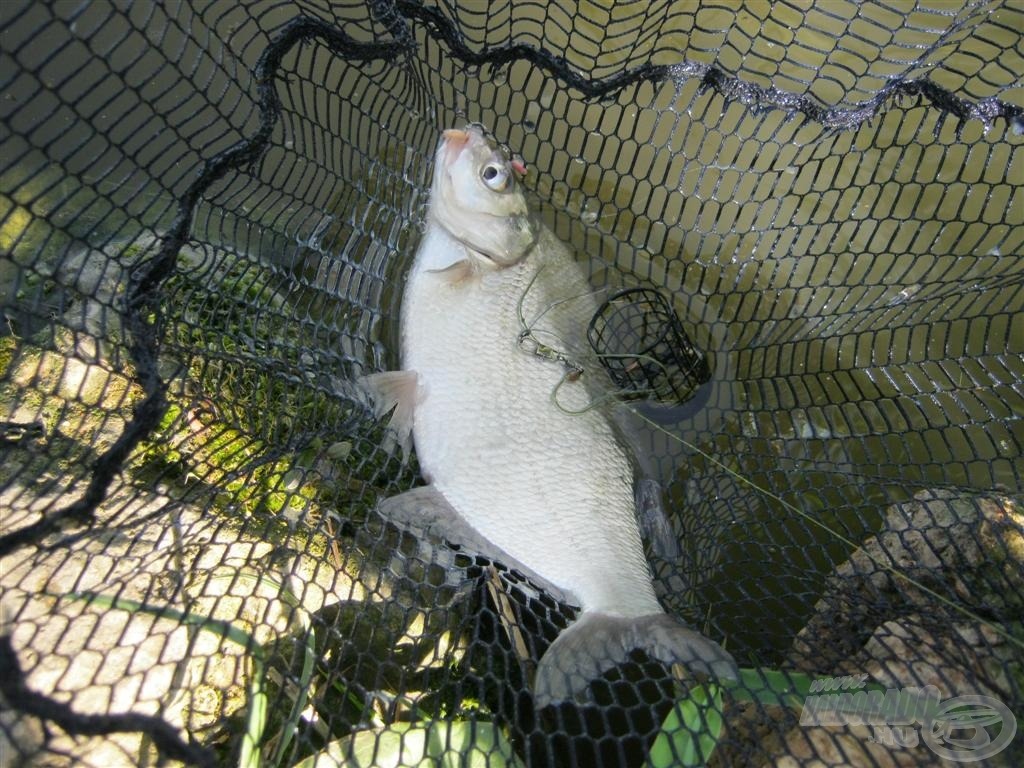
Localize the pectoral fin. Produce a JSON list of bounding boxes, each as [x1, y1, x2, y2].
[[427, 259, 475, 284], [379, 485, 571, 604], [534, 612, 738, 707], [359, 370, 419, 461]]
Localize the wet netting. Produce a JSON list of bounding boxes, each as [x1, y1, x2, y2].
[[1, 1, 1022, 766]]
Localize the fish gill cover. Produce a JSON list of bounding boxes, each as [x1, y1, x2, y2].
[[0, 1, 1021, 766]]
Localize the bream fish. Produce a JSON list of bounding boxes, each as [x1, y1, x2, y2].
[[364, 124, 737, 706]]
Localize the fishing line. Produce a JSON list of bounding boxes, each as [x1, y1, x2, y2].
[[527, 281, 609, 331], [548, 352, 671, 415], [515, 265, 584, 376]]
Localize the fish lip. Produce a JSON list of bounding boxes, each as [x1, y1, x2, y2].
[[441, 123, 487, 147], [442, 127, 470, 145], [439, 125, 480, 168]]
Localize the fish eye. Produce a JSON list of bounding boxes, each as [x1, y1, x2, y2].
[[481, 163, 510, 191]]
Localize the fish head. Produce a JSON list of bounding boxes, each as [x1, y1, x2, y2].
[[428, 124, 537, 267]]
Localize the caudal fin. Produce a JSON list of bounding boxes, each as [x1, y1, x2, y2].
[[533, 612, 738, 707]]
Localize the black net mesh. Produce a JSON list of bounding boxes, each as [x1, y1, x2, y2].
[[1, 1, 1022, 766]]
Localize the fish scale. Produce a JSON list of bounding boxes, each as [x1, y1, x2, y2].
[[403, 225, 662, 616]]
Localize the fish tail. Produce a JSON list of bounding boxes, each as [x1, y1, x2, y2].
[[533, 612, 738, 708]]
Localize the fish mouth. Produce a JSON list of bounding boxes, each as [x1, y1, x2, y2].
[[442, 127, 471, 146], [439, 126, 477, 167], [441, 123, 490, 154]]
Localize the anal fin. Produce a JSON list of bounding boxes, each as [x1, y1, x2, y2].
[[379, 485, 571, 604]]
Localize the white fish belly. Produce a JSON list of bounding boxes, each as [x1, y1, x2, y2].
[[402, 229, 661, 616]]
